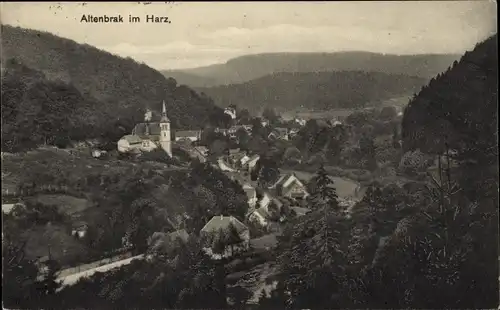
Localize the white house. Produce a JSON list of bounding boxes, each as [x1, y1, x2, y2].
[[242, 184, 258, 208], [224, 107, 237, 120], [71, 221, 88, 239], [175, 130, 202, 142], [240, 155, 251, 167], [248, 193, 283, 227], [268, 173, 309, 200], [294, 117, 307, 126], [244, 155, 260, 172], [217, 158, 237, 172]]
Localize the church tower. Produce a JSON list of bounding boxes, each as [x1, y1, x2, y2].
[[159, 100, 172, 157]]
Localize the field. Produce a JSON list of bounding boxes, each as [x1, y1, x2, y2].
[[22, 224, 88, 266], [26, 194, 92, 216]]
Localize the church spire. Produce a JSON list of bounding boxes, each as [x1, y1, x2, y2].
[[160, 100, 170, 122]]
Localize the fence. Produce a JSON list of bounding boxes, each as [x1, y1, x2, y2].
[[56, 251, 133, 278]]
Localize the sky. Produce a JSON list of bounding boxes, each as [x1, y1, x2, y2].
[[1, 1, 497, 70]]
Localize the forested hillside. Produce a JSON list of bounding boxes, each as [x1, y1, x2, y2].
[[163, 52, 459, 87], [198, 71, 427, 113], [402, 34, 498, 161], [1, 25, 226, 152]]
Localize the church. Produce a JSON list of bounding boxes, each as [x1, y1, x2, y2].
[[117, 101, 172, 157]]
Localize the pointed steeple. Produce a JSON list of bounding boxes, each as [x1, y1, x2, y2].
[[160, 100, 170, 122]]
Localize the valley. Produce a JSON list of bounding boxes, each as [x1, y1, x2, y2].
[[1, 5, 497, 309]]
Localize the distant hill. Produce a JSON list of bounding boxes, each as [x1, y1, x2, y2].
[[197, 71, 428, 114], [402, 34, 497, 157], [1, 25, 228, 152], [162, 52, 460, 87]]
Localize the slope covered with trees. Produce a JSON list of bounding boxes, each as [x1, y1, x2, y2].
[[163, 52, 460, 87], [198, 71, 427, 113], [1, 25, 226, 152], [402, 34, 498, 161], [260, 33, 498, 309]]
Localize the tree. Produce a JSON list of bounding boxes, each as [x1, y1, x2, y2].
[[257, 157, 280, 189], [235, 128, 250, 149], [35, 258, 62, 307], [209, 139, 228, 159], [282, 147, 302, 166], [378, 106, 398, 121], [227, 285, 252, 309], [359, 134, 377, 171], [308, 165, 340, 212], [238, 109, 251, 124], [226, 223, 244, 256], [262, 107, 279, 125], [2, 217, 49, 309]]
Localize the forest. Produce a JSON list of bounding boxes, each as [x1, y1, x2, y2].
[[1, 25, 498, 309], [198, 71, 427, 113], [1, 25, 228, 152]]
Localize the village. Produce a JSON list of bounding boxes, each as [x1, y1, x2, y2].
[[2, 100, 361, 298]]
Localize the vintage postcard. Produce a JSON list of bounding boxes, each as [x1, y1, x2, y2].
[[1, 1, 498, 309]]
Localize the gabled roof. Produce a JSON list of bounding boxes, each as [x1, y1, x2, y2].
[[247, 154, 260, 165], [120, 135, 143, 144], [242, 184, 256, 200], [175, 130, 202, 138], [201, 215, 248, 234], [254, 207, 271, 219]]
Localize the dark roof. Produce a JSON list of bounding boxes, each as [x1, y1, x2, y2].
[[201, 216, 248, 234], [175, 130, 202, 138], [132, 123, 162, 136]]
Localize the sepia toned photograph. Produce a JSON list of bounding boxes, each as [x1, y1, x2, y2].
[[1, 1, 498, 309]]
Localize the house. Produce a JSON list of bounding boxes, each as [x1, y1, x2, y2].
[[268, 128, 289, 140], [244, 154, 260, 172], [240, 155, 251, 167], [192, 146, 209, 163], [200, 215, 250, 259], [217, 158, 237, 172], [2, 202, 25, 215], [117, 101, 172, 157], [71, 221, 89, 239], [224, 107, 237, 120], [91, 149, 107, 159], [227, 125, 252, 139], [175, 130, 202, 142], [214, 128, 229, 136], [147, 229, 190, 255], [242, 184, 258, 208], [248, 193, 284, 227], [288, 128, 300, 139], [294, 117, 307, 126], [228, 149, 248, 167], [269, 173, 309, 200]]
